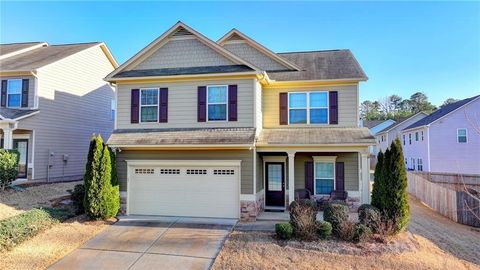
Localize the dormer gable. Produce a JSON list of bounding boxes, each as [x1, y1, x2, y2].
[[106, 22, 259, 81], [218, 29, 301, 72]]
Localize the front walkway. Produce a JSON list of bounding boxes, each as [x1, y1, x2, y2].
[[48, 216, 236, 270]]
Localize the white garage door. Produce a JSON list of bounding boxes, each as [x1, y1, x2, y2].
[[128, 162, 240, 219]]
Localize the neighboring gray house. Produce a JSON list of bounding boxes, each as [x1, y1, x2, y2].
[[0, 42, 118, 181], [375, 112, 427, 154], [361, 119, 395, 168], [402, 95, 480, 174]]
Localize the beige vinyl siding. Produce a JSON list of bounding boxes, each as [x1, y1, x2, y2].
[[116, 149, 254, 194], [262, 84, 359, 128], [293, 153, 359, 191], [116, 78, 255, 129], [133, 38, 235, 70], [223, 42, 287, 71], [17, 45, 115, 181], [0, 75, 35, 109]]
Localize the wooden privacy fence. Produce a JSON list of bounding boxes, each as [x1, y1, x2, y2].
[[407, 172, 480, 227]]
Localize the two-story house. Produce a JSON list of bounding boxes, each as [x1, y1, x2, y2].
[[0, 42, 117, 182], [106, 22, 375, 221], [375, 112, 427, 154], [402, 95, 480, 174]]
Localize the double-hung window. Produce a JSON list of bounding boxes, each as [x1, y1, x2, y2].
[[409, 134, 412, 144], [288, 92, 328, 124], [140, 88, 159, 122], [417, 158, 423, 171], [457, 129, 467, 143], [7, 79, 22, 108], [207, 85, 227, 121], [313, 157, 336, 195], [421, 131, 424, 141], [402, 135, 405, 145], [415, 132, 419, 141], [111, 99, 116, 121], [411, 158, 416, 171]]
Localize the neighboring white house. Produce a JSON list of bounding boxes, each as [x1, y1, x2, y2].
[[362, 119, 396, 136], [0, 42, 118, 181], [401, 95, 480, 174], [375, 112, 427, 154]]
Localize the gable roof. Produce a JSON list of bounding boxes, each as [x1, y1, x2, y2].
[[266, 50, 368, 81], [363, 120, 390, 129], [106, 22, 260, 81], [377, 112, 428, 134], [0, 42, 118, 72], [404, 95, 480, 131], [217, 29, 301, 71], [0, 108, 39, 120], [0, 42, 47, 59]]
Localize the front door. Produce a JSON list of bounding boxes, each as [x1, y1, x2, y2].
[[13, 139, 28, 178], [265, 162, 285, 208]]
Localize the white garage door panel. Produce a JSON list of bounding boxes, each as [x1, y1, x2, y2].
[[129, 165, 239, 218]]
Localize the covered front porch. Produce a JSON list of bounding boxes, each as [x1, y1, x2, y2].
[[255, 149, 370, 211], [0, 121, 35, 180]]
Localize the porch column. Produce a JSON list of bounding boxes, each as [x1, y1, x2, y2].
[[287, 151, 296, 205], [360, 152, 370, 204], [0, 121, 17, 149]]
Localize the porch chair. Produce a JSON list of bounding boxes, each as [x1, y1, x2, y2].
[[294, 188, 312, 201]]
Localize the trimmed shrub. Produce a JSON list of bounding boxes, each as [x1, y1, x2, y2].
[[0, 149, 19, 191], [275, 223, 293, 240], [358, 204, 381, 233], [109, 147, 118, 186], [323, 202, 349, 235], [353, 223, 372, 243], [289, 199, 317, 240], [0, 208, 72, 251], [70, 184, 85, 214], [371, 151, 385, 209], [84, 135, 119, 220], [316, 221, 332, 239], [336, 219, 356, 241]]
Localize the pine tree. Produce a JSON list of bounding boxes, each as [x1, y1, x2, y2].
[[371, 151, 384, 208], [384, 138, 410, 232]]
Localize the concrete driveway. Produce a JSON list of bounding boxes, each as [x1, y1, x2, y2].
[[48, 216, 236, 270]]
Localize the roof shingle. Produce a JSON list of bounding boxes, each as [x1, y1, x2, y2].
[[257, 128, 375, 146], [113, 65, 252, 78], [107, 128, 256, 146], [0, 108, 39, 120], [0, 42, 100, 72], [0, 42, 45, 58], [404, 95, 480, 130]]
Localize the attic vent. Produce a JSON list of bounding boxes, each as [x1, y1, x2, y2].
[[228, 33, 243, 41], [172, 27, 193, 37]]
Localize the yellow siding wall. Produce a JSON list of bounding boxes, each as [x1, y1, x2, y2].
[[262, 84, 359, 128]]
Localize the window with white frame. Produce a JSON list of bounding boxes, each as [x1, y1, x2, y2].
[[403, 135, 405, 145], [111, 99, 116, 121], [313, 156, 336, 195], [411, 158, 416, 171], [415, 132, 419, 141], [457, 129, 467, 143], [207, 85, 228, 121], [409, 134, 412, 144], [140, 88, 159, 122], [421, 131, 424, 141], [417, 158, 423, 171], [288, 92, 328, 124], [7, 79, 22, 108]]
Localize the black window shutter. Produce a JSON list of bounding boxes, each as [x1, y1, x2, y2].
[[1, 80, 7, 107], [21, 79, 29, 107]]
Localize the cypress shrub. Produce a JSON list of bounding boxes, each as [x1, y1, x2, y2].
[[371, 151, 384, 208], [384, 138, 410, 232], [0, 149, 19, 191], [84, 135, 119, 220], [109, 147, 118, 186]]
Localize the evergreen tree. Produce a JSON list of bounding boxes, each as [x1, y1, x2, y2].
[[384, 138, 410, 232], [84, 135, 119, 220], [109, 147, 118, 186], [371, 151, 384, 208]]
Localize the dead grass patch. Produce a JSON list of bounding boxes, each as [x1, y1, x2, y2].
[[0, 215, 114, 270], [213, 231, 479, 270], [0, 181, 80, 220]]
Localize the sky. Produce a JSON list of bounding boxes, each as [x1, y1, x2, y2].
[[1, 1, 479, 106]]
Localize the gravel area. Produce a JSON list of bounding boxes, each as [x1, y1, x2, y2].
[[0, 215, 113, 270], [0, 181, 80, 220]]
